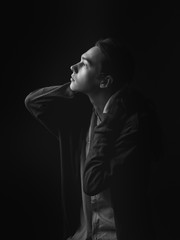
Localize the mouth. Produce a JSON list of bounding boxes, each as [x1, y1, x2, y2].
[[70, 75, 75, 82]]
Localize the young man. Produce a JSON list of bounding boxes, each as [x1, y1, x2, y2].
[[25, 38, 158, 240]]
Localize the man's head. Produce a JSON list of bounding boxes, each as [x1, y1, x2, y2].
[[70, 45, 105, 94], [70, 38, 134, 94]]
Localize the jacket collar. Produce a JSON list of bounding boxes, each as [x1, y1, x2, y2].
[[103, 90, 121, 114]]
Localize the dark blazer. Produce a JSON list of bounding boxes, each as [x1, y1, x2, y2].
[[25, 82, 160, 240]]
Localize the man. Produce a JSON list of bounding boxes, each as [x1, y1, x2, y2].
[[25, 38, 158, 240]]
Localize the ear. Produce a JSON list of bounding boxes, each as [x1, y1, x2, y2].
[[100, 75, 113, 89]]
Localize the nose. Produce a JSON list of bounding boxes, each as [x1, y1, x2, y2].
[[70, 63, 78, 73], [70, 65, 74, 72]]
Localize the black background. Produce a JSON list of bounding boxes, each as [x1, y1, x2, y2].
[[2, 1, 180, 239]]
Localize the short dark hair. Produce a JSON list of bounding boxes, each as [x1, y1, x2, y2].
[[95, 38, 134, 89]]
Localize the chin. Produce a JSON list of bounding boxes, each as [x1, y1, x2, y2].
[[70, 82, 79, 92], [70, 81, 87, 94]]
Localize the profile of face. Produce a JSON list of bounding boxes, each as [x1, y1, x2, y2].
[[70, 46, 105, 94]]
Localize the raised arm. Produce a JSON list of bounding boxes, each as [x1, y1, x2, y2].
[[25, 82, 90, 138], [83, 111, 139, 196]]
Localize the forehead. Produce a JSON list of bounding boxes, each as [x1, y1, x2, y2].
[[82, 46, 104, 66]]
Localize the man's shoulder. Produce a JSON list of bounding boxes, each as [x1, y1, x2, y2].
[[120, 86, 156, 117], [105, 86, 158, 133]]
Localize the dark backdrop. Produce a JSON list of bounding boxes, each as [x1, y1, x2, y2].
[[2, 1, 180, 240]]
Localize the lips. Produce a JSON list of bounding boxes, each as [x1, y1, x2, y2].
[[71, 75, 75, 82]]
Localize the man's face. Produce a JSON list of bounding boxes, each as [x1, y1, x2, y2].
[[70, 46, 104, 94]]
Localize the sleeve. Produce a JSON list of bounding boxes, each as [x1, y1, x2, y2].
[[24, 82, 83, 138], [83, 112, 139, 196]]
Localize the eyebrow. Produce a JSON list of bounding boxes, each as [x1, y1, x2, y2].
[[81, 55, 93, 66]]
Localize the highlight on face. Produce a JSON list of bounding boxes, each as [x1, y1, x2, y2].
[[70, 46, 106, 94]]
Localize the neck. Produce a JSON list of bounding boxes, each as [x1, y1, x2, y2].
[[87, 90, 113, 120]]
